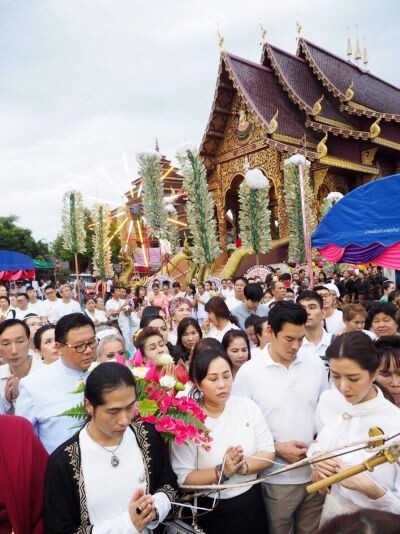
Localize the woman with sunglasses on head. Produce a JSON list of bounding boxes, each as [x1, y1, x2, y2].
[[44, 362, 177, 533], [170, 349, 274, 534], [309, 331, 400, 525]]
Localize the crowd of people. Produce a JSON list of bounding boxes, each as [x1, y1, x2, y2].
[[0, 264, 400, 534]]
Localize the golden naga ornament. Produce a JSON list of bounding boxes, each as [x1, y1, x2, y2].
[[316, 132, 328, 159], [310, 95, 324, 117], [344, 81, 354, 102], [369, 117, 382, 139], [267, 109, 279, 134]]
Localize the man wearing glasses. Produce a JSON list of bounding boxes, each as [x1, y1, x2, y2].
[[16, 313, 98, 453]]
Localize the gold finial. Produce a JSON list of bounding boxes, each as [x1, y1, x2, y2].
[[260, 22, 268, 44], [316, 132, 328, 159], [369, 117, 382, 139], [363, 37, 368, 68], [296, 17, 302, 37], [346, 27, 352, 60], [344, 81, 354, 102], [155, 138, 160, 152], [310, 95, 324, 116], [267, 109, 279, 134], [217, 25, 225, 52], [354, 26, 362, 62]]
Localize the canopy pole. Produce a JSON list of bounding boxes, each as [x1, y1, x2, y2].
[[299, 163, 314, 287], [74, 253, 80, 301]]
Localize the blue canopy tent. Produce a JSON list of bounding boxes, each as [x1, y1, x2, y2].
[[0, 250, 35, 280], [312, 173, 400, 269]]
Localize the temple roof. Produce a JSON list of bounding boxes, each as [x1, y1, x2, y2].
[[299, 39, 400, 122]]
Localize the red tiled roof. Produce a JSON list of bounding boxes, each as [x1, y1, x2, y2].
[[300, 39, 400, 120], [224, 53, 319, 142]]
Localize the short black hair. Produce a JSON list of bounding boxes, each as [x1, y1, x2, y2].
[[367, 302, 397, 324], [55, 312, 95, 344], [45, 284, 55, 292], [244, 283, 264, 302], [244, 314, 259, 329], [0, 318, 30, 339], [17, 292, 29, 300], [140, 314, 166, 329], [85, 362, 136, 410], [0, 295, 10, 305], [140, 306, 162, 323], [233, 276, 248, 285], [297, 290, 323, 309], [268, 301, 307, 335], [26, 285, 35, 292]]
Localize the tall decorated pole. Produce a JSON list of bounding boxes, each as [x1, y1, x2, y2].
[[61, 191, 86, 297], [137, 150, 179, 267], [238, 158, 271, 264], [92, 204, 114, 279], [176, 147, 220, 274], [283, 155, 316, 285]]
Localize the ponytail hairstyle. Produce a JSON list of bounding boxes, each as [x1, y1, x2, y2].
[[204, 296, 239, 326]]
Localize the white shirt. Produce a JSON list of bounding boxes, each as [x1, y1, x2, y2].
[[42, 298, 62, 322], [205, 321, 239, 343], [297, 329, 332, 370], [220, 288, 235, 301], [85, 309, 108, 324], [226, 296, 244, 311], [309, 388, 400, 515], [54, 299, 82, 320], [233, 346, 328, 484], [325, 309, 345, 333], [80, 425, 170, 533], [105, 298, 125, 320], [28, 300, 45, 317], [16, 358, 89, 453], [15, 307, 30, 320], [0, 357, 43, 414], [196, 292, 211, 320], [170, 395, 274, 499]]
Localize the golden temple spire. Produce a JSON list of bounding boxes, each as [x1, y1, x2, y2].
[[346, 27, 352, 60], [354, 26, 362, 64], [363, 37, 368, 68], [217, 25, 225, 52], [155, 138, 160, 152], [296, 17, 302, 38], [260, 21, 268, 44]]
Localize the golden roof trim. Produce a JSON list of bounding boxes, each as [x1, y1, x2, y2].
[[272, 132, 318, 149], [310, 95, 324, 116], [316, 132, 328, 159], [314, 115, 356, 130], [369, 117, 382, 139], [372, 136, 400, 151], [319, 155, 379, 174]]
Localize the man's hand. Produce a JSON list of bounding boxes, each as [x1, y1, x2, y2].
[[275, 440, 307, 464], [128, 488, 156, 531], [5, 375, 19, 403]]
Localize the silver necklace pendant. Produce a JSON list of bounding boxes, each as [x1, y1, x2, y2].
[[111, 454, 120, 467]]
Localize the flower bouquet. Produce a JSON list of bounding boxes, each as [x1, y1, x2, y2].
[[60, 354, 211, 450]]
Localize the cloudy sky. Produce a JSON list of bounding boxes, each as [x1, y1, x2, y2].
[[1, 0, 399, 244]]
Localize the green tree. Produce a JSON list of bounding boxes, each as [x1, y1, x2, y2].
[[0, 215, 50, 259]]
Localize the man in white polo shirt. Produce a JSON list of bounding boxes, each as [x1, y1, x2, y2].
[[54, 284, 81, 320], [234, 301, 327, 534], [296, 290, 332, 370]]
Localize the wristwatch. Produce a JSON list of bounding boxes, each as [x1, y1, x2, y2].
[[215, 463, 230, 483]]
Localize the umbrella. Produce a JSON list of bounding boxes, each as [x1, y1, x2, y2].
[[0, 250, 35, 281], [312, 173, 400, 269]]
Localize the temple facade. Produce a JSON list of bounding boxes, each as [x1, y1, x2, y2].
[[200, 37, 400, 251]]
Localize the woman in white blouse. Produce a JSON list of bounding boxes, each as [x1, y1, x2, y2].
[[170, 348, 275, 534], [309, 331, 400, 525], [203, 296, 239, 342]]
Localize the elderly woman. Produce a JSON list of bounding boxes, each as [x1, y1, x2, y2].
[[96, 331, 126, 363], [168, 297, 193, 345], [33, 324, 59, 364], [170, 349, 275, 534], [44, 362, 177, 533], [367, 303, 398, 338]]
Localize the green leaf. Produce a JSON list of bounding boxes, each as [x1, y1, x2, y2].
[[138, 399, 158, 417], [58, 403, 86, 420]]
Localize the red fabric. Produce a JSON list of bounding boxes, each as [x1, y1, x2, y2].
[[0, 270, 35, 281], [0, 415, 48, 534]]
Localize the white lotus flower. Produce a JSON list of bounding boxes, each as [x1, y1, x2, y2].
[[157, 353, 174, 365], [159, 375, 176, 389], [131, 366, 148, 379]]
